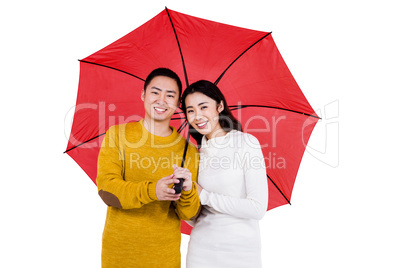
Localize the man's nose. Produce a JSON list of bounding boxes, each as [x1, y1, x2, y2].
[[156, 93, 167, 103]]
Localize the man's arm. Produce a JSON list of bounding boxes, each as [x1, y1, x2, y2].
[[97, 126, 183, 208], [96, 126, 158, 209]]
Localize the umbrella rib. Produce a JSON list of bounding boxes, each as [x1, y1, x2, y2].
[[165, 7, 189, 88], [267, 174, 291, 205], [177, 120, 188, 133], [64, 133, 106, 154], [229, 104, 321, 119], [214, 32, 272, 85], [79, 60, 146, 82]]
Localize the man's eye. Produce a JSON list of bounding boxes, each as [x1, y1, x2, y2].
[[201, 106, 207, 110]]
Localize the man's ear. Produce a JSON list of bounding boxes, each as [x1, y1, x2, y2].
[[141, 89, 145, 101]]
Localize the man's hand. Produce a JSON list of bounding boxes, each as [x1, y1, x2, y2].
[[155, 175, 181, 201], [172, 164, 193, 192]]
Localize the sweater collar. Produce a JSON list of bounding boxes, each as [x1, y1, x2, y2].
[[139, 119, 181, 146], [201, 129, 238, 149]]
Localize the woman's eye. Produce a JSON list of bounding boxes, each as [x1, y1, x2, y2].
[[187, 110, 194, 114], [201, 106, 207, 110]]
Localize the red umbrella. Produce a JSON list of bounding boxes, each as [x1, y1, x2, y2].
[[65, 8, 319, 234]]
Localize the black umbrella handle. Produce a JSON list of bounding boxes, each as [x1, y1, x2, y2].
[[173, 133, 190, 194], [174, 178, 184, 194]]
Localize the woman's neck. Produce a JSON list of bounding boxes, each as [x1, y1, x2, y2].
[[205, 127, 228, 140]]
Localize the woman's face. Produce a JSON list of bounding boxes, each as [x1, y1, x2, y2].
[[184, 92, 225, 139]]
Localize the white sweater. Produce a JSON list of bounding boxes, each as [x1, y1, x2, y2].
[[186, 130, 268, 268]]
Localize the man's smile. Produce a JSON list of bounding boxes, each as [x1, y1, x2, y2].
[[154, 107, 168, 113]]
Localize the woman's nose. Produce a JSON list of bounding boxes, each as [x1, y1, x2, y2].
[[195, 112, 203, 120]]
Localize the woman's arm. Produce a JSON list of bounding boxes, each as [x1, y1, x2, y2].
[[199, 134, 268, 220]]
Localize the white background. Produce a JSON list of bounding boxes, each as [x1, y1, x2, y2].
[[1, 0, 401, 267]]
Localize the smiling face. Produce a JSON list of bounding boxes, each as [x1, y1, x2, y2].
[[141, 75, 180, 125], [184, 92, 225, 140]]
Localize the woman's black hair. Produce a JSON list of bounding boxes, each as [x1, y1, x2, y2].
[[181, 80, 242, 146]]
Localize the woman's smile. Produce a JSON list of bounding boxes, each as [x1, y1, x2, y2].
[[196, 121, 208, 129]]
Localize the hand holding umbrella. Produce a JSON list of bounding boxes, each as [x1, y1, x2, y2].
[[172, 164, 193, 193], [155, 175, 181, 201]]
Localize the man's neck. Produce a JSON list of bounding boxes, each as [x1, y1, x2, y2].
[[142, 117, 173, 137]]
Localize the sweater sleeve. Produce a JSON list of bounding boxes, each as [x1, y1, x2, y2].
[[175, 144, 201, 220], [96, 126, 157, 209], [199, 134, 268, 220]]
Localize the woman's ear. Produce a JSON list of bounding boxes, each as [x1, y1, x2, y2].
[[218, 101, 224, 113]]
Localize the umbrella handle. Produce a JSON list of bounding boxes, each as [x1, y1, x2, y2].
[[173, 133, 190, 194], [173, 178, 184, 194]]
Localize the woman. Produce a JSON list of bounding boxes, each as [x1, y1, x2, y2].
[[182, 80, 268, 267]]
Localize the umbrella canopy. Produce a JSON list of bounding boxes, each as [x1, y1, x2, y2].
[[65, 8, 319, 234]]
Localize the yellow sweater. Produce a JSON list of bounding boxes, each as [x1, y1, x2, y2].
[[96, 120, 200, 267]]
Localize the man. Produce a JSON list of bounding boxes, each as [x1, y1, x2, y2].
[[96, 68, 200, 267]]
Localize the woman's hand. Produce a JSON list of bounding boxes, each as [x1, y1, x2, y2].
[[172, 164, 193, 192], [195, 182, 203, 195]]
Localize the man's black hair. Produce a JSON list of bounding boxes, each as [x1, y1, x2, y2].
[[144, 68, 183, 97]]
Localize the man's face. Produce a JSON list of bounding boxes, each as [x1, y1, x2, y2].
[[141, 76, 180, 124]]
